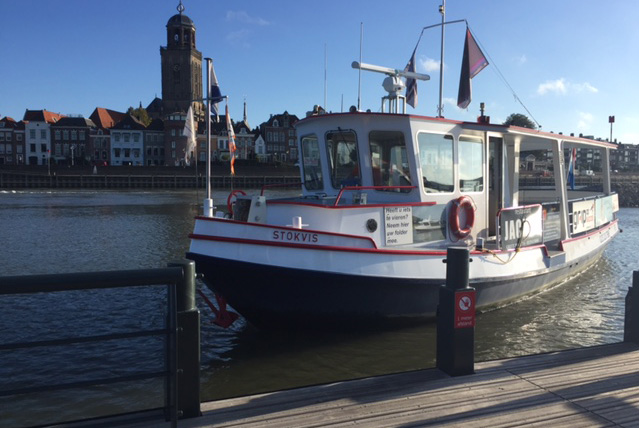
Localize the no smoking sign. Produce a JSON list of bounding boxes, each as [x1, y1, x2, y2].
[[454, 290, 476, 329]]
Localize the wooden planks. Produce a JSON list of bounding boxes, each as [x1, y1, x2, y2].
[[135, 342, 639, 428]]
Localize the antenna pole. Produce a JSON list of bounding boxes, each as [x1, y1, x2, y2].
[[358, 22, 363, 111], [324, 44, 327, 111], [204, 57, 213, 217], [437, 0, 446, 117]]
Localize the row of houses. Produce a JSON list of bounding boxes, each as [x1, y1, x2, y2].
[[0, 107, 300, 167]]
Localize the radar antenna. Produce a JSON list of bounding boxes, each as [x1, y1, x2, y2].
[[352, 61, 430, 113]]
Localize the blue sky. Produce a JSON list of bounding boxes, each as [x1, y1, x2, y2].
[[1, 0, 637, 144]]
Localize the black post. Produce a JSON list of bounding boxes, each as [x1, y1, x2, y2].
[[436, 247, 475, 376], [169, 259, 201, 419], [624, 271, 639, 344]]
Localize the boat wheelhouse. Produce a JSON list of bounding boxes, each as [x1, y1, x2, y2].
[[187, 109, 619, 329]]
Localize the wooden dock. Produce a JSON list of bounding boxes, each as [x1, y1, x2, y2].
[[134, 341, 639, 427]]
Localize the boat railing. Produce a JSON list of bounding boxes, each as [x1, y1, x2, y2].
[[260, 181, 303, 196], [0, 260, 200, 428], [567, 192, 618, 238], [567, 191, 617, 205], [335, 185, 417, 206]]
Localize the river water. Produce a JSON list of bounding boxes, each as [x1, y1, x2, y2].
[[0, 189, 636, 426]]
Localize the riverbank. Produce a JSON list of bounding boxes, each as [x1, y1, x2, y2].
[[0, 164, 300, 190], [613, 182, 639, 207], [3, 165, 639, 207]]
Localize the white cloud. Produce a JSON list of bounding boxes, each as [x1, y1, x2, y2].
[[537, 78, 599, 96], [573, 82, 599, 94], [226, 11, 270, 26], [516, 54, 527, 65], [537, 78, 567, 95], [577, 111, 594, 131], [226, 29, 251, 48], [419, 57, 441, 73]]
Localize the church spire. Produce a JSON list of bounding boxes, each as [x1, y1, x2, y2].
[[177, 0, 185, 14], [243, 98, 247, 122]]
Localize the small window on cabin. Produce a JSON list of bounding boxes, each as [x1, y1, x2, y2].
[[459, 136, 484, 192], [369, 131, 411, 192], [326, 129, 359, 188], [417, 133, 453, 193], [518, 142, 556, 193], [562, 145, 603, 194], [301, 135, 323, 191]]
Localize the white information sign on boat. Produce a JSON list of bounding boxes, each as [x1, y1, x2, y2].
[[385, 206, 413, 246], [572, 199, 596, 234]]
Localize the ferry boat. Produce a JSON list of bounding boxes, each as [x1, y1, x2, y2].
[[187, 33, 619, 331]]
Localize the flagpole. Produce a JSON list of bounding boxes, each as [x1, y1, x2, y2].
[[204, 57, 213, 217], [357, 22, 363, 111], [324, 44, 327, 111], [437, 0, 446, 118]]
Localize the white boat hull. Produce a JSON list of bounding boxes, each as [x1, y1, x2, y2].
[[187, 217, 618, 329]]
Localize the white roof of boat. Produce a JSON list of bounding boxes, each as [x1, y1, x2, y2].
[[296, 112, 618, 149]]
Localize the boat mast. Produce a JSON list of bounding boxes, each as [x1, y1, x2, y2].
[[437, 0, 446, 117], [204, 57, 213, 217], [357, 22, 363, 111]]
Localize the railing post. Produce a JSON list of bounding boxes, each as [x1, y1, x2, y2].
[[624, 271, 639, 344], [436, 247, 475, 376], [169, 259, 201, 419]]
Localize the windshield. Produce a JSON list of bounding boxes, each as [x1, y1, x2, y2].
[[326, 129, 359, 188], [369, 130, 411, 192], [301, 135, 323, 191]]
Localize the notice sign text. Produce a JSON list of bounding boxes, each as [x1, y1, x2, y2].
[[385, 206, 413, 246]]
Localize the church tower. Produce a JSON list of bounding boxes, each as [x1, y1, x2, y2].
[[160, 1, 204, 119]]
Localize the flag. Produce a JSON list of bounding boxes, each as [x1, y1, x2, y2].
[[209, 61, 223, 121], [226, 103, 236, 176], [457, 27, 489, 109], [183, 105, 196, 166], [567, 147, 576, 190], [404, 48, 418, 108]]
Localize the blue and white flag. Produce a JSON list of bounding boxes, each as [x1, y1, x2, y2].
[[404, 48, 418, 108], [567, 147, 576, 190], [209, 61, 223, 120]]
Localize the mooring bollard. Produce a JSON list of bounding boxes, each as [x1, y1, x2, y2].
[[436, 247, 475, 376], [169, 259, 201, 418], [624, 271, 639, 344]]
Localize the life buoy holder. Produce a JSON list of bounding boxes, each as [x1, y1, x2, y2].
[[227, 189, 247, 217], [449, 196, 475, 239]]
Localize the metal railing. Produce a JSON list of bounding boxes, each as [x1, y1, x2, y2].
[[0, 259, 200, 427]]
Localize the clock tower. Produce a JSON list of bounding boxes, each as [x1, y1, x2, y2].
[[160, 1, 204, 119]]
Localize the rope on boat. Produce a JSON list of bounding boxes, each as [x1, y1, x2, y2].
[[482, 218, 531, 264]]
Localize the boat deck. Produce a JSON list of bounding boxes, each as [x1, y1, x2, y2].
[[138, 341, 639, 427]]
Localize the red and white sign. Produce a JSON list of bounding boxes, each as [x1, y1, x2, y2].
[[454, 290, 476, 329]]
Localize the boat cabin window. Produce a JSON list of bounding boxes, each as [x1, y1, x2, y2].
[[563, 146, 604, 194], [519, 146, 555, 190], [301, 135, 324, 191], [459, 136, 484, 192], [369, 131, 411, 192], [417, 133, 454, 193], [326, 129, 360, 188]]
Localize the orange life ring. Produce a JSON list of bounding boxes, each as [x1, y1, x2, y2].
[[449, 196, 475, 239], [227, 189, 247, 217]]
